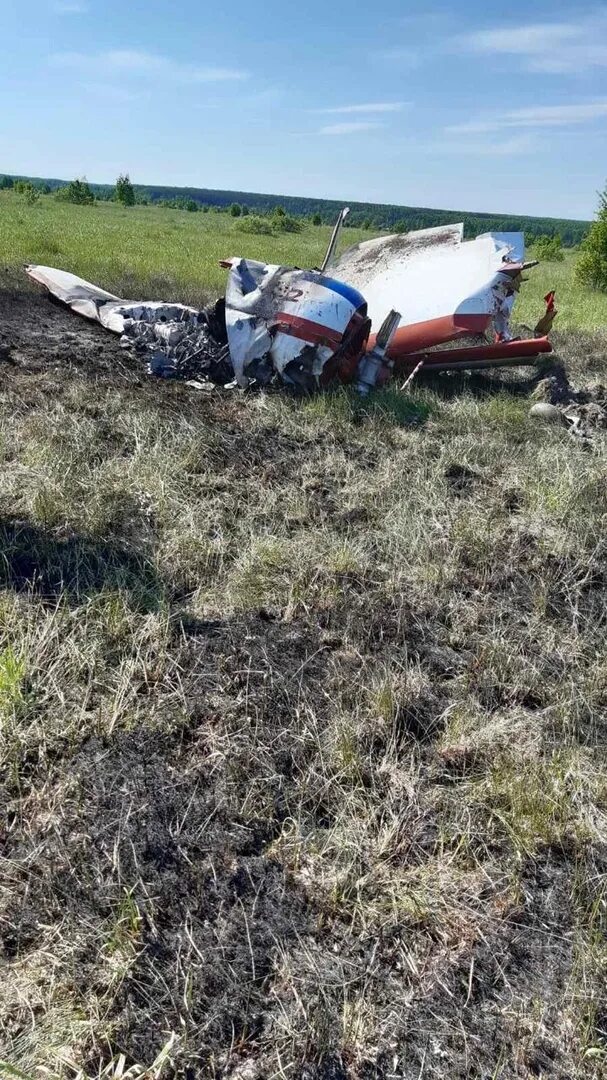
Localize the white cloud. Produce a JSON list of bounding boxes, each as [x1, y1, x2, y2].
[[49, 49, 248, 83], [315, 102, 408, 114], [447, 101, 607, 135], [463, 22, 579, 54], [398, 11, 450, 29], [52, 1, 88, 11], [455, 12, 607, 73], [423, 132, 531, 156], [80, 82, 148, 104], [374, 47, 421, 68], [319, 121, 383, 135], [462, 134, 536, 156], [434, 133, 537, 157]]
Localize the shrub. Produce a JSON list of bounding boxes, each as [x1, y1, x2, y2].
[[230, 203, 242, 217], [14, 180, 39, 204], [157, 197, 199, 211], [115, 173, 135, 206], [235, 215, 274, 235], [576, 186, 607, 291], [241, 204, 249, 216], [0, 175, 13, 189], [55, 178, 95, 205], [271, 207, 302, 233], [234, 210, 302, 236], [312, 213, 322, 226], [277, 214, 302, 233], [533, 234, 564, 262]]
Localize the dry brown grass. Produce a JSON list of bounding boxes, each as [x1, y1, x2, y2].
[[1, 280, 607, 1079]]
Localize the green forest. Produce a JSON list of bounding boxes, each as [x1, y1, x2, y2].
[[1, 173, 590, 245]]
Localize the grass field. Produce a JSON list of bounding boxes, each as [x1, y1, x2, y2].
[[0, 193, 362, 307], [1, 191, 607, 1080], [1, 191, 607, 330]]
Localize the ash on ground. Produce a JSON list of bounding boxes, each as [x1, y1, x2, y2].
[[120, 298, 234, 385], [530, 362, 607, 443]]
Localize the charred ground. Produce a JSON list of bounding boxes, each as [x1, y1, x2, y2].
[[1, 274, 607, 1080]]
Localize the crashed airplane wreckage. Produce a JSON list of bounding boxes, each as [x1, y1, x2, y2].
[[26, 211, 554, 394]]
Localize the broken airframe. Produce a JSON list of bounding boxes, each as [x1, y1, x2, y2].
[[26, 208, 555, 393]]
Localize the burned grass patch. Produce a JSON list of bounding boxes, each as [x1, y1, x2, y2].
[[0, 518, 163, 609], [0, 289, 606, 1079]]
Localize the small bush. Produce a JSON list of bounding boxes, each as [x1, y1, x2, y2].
[[232, 210, 303, 236], [279, 216, 302, 233], [56, 178, 95, 205], [533, 234, 565, 262], [272, 209, 303, 233], [230, 203, 242, 217], [576, 186, 607, 291], [235, 215, 274, 235], [157, 196, 200, 211], [312, 213, 322, 226], [115, 173, 135, 207], [13, 181, 39, 204]]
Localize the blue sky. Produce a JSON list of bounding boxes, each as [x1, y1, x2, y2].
[[2, 0, 606, 219]]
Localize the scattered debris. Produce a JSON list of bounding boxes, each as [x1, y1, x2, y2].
[[399, 358, 425, 392], [25, 214, 555, 395], [534, 291, 558, 336], [529, 402, 564, 423], [354, 308, 401, 395], [23, 266, 233, 384], [221, 256, 371, 390], [330, 224, 549, 368], [529, 363, 607, 442], [123, 301, 232, 383]]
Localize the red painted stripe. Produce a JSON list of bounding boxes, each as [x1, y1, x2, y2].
[[272, 312, 343, 350], [372, 314, 492, 358], [391, 337, 552, 374]]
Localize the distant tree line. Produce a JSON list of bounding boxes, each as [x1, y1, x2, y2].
[[1, 175, 50, 197], [6, 167, 607, 293], [0, 173, 138, 208], [0, 172, 590, 246]]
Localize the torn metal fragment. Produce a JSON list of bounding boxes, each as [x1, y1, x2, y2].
[[223, 257, 370, 390], [355, 308, 401, 395], [331, 225, 535, 357], [25, 265, 231, 383]]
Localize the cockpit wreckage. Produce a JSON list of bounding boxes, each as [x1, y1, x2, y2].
[[26, 210, 555, 395]]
